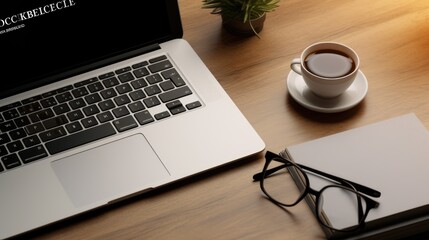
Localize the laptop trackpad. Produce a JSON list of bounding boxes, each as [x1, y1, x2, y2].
[[51, 134, 170, 207]]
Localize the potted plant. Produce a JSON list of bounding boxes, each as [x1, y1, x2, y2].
[[202, 0, 280, 37]]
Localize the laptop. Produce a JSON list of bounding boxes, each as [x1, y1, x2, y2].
[[0, 0, 265, 238]]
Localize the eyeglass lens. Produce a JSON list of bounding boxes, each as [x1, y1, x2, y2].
[[317, 186, 367, 231], [262, 160, 307, 206]]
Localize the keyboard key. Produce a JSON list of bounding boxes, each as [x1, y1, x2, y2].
[[170, 75, 186, 87], [148, 60, 173, 73], [166, 100, 182, 110], [40, 97, 58, 108], [131, 78, 148, 89], [65, 122, 83, 133], [6, 140, 24, 153], [1, 154, 21, 169], [118, 72, 135, 83], [114, 95, 131, 106], [161, 68, 180, 79], [112, 106, 130, 118], [166, 100, 186, 115], [56, 92, 73, 103], [149, 55, 167, 63], [154, 111, 170, 120], [161, 69, 186, 86], [53, 103, 71, 115], [0, 133, 11, 145], [25, 123, 45, 135], [22, 135, 41, 148], [99, 72, 115, 80], [100, 88, 118, 99], [143, 96, 161, 108], [72, 87, 89, 98], [98, 99, 116, 111], [128, 101, 145, 113], [115, 66, 131, 74], [67, 110, 85, 121], [146, 74, 163, 84], [144, 85, 161, 96], [2, 109, 20, 120], [69, 98, 87, 109], [132, 61, 148, 69], [116, 83, 133, 94], [113, 116, 138, 132], [85, 93, 102, 104], [134, 110, 154, 125], [19, 145, 48, 164], [9, 128, 27, 140], [102, 77, 120, 88], [186, 101, 202, 110], [160, 81, 175, 91], [129, 90, 146, 101], [96, 112, 114, 123], [82, 105, 100, 116], [87, 82, 104, 92], [159, 86, 192, 103], [14, 116, 31, 127], [81, 116, 98, 128], [42, 115, 69, 129], [45, 123, 116, 155], [133, 67, 150, 78], [0, 120, 16, 132], [39, 126, 67, 142]]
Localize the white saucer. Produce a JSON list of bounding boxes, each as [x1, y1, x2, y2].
[[287, 70, 368, 113]]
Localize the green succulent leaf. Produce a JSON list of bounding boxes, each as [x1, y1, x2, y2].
[[202, 0, 280, 23]]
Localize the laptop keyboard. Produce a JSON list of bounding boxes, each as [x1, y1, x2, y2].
[[0, 55, 202, 173]]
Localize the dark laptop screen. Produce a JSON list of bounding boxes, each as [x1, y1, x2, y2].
[[0, 0, 182, 98]]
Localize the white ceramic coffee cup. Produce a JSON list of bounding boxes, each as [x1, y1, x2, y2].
[[290, 42, 360, 98]]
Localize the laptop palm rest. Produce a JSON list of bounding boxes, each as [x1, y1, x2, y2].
[[51, 134, 170, 207]]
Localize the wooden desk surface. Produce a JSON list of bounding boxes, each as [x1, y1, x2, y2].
[[31, 0, 429, 239]]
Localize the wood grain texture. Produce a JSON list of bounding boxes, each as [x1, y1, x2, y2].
[[27, 1, 429, 239]]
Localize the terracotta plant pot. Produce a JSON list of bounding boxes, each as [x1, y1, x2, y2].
[[221, 13, 266, 37]]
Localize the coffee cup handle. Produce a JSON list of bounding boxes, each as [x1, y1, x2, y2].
[[290, 58, 302, 75]]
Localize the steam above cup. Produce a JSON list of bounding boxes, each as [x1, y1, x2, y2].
[[290, 42, 360, 98]]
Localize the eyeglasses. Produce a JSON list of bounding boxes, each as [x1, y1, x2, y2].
[[253, 151, 381, 232]]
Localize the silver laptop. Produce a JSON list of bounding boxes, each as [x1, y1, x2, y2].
[[0, 0, 265, 238]]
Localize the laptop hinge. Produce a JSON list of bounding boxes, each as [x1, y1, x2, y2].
[[122, 43, 161, 60], [79, 43, 162, 75]]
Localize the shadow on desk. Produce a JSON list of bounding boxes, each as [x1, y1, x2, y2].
[[286, 93, 367, 123]]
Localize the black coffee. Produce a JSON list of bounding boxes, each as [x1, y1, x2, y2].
[[304, 50, 355, 78]]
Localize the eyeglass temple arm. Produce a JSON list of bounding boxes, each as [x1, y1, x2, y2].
[[252, 154, 381, 198], [253, 165, 283, 181], [295, 163, 380, 198]]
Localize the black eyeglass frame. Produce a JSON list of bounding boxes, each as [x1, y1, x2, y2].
[[253, 151, 381, 232]]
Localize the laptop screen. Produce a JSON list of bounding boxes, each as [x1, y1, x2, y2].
[[0, 0, 182, 98]]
